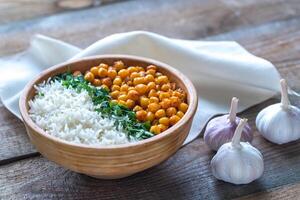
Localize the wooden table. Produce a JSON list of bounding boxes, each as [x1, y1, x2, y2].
[[1, 0, 300, 199]]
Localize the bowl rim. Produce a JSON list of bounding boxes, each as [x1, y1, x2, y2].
[[19, 54, 198, 150]]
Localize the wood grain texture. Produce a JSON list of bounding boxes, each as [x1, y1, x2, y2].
[[1, 0, 300, 199]]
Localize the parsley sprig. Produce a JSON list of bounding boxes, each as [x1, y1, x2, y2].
[[52, 72, 154, 141]]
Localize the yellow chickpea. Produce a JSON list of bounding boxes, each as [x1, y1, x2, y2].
[[133, 105, 143, 112], [159, 117, 170, 126], [107, 69, 117, 79], [98, 67, 108, 78], [155, 109, 166, 119], [159, 92, 170, 101], [126, 99, 135, 109], [170, 115, 181, 125], [92, 78, 102, 86], [130, 72, 140, 79], [136, 110, 147, 121], [166, 107, 177, 117], [110, 91, 120, 99], [90, 66, 99, 76], [147, 65, 157, 71], [148, 89, 158, 98], [177, 111, 184, 118], [146, 112, 155, 122], [84, 72, 94, 82], [133, 77, 145, 85], [170, 96, 180, 107], [73, 70, 82, 76], [118, 69, 129, 79], [128, 66, 139, 74], [111, 85, 120, 91], [119, 84, 128, 92], [145, 74, 155, 82], [149, 96, 159, 103], [161, 83, 171, 92], [155, 72, 163, 77], [150, 125, 161, 134], [118, 100, 127, 107], [158, 124, 168, 132], [147, 82, 156, 90], [114, 61, 125, 71], [118, 94, 127, 101], [135, 84, 148, 95], [102, 77, 112, 87], [173, 91, 182, 98], [156, 75, 169, 85], [146, 69, 156, 76], [102, 85, 109, 91], [99, 63, 109, 69], [140, 97, 150, 108], [113, 77, 122, 86], [148, 103, 161, 113], [179, 102, 189, 113], [127, 90, 140, 101], [160, 99, 171, 109]]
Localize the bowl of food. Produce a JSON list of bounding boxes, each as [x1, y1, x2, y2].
[[19, 55, 197, 179]]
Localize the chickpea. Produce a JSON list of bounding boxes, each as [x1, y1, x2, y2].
[[147, 65, 157, 71], [173, 91, 182, 98], [146, 112, 155, 122], [90, 66, 99, 76], [166, 107, 177, 117], [102, 85, 109, 91], [92, 78, 102, 86], [127, 80, 133, 86], [147, 82, 156, 90], [136, 110, 147, 121], [133, 77, 145, 85], [155, 72, 163, 77], [158, 124, 168, 132], [98, 67, 108, 78], [170, 115, 181, 125], [118, 100, 127, 107], [130, 72, 140, 79], [127, 90, 140, 101], [150, 125, 161, 134], [149, 96, 159, 103], [159, 117, 170, 126], [84, 72, 94, 82], [161, 83, 171, 92], [155, 109, 166, 119], [113, 77, 122, 86], [73, 70, 82, 76], [145, 74, 155, 82], [146, 69, 156, 76], [111, 85, 120, 91], [107, 69, 117, 79], [126, 99, 135, 109], [128, 86, 135, 91], [179, 102, 189, 113], [128, 66, 138, 74], [177, 111, 184, 118], [118, 94, 127, 101], [170, 96, 180, 107], [148, 103, 161, 113], [160, 99, 171, 109], [140, 97, 150, 108], [102, 77, 112, 87], [119, 84, 128, 92], [118, 69, 129, 79], [114, 61, 125, 71], [110, 91, 120, 99], [99, 63, 109, 69], [133, 105, 143, 112], [135, 84, 148, 95], [148, 89, 158, 98], [156, 75, 169, 85], [159, 92, 170, 101]]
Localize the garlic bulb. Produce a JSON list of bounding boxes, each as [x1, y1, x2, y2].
[[204, 97, 253, 151], [211, 119, 264, 185], [256, 79, 300, 144]]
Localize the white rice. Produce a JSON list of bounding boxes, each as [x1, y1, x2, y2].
[[29, 81, 132, 146]]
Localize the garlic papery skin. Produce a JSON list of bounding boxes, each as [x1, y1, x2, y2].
[[256, 79, 300, 144], [211, 119, 264, 185], [204, 97, 253, 151]]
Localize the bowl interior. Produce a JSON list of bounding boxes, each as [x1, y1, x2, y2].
[[20, 55, 198, 149]]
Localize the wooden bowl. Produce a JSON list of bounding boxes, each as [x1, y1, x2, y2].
[[19, 55, 198, 179]]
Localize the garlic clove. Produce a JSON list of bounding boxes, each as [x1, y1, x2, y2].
[[256, 79, 300, 144], [211, 119, 264, 185], [204, 97, 253, 151]]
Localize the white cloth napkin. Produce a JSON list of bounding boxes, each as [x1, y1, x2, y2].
[[0, 31, 281, 145]]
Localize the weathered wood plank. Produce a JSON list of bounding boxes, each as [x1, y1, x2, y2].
[[1, 118, 300, 200], [1, 0, 300, 56]]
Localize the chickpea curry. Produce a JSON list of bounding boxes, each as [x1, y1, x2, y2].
[[74, 60, 189, 135]]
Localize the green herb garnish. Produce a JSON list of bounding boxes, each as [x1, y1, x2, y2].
[[52, 72, 154, 140]]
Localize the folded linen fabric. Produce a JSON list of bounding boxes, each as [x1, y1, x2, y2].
[[0, 31, 281, 145]]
